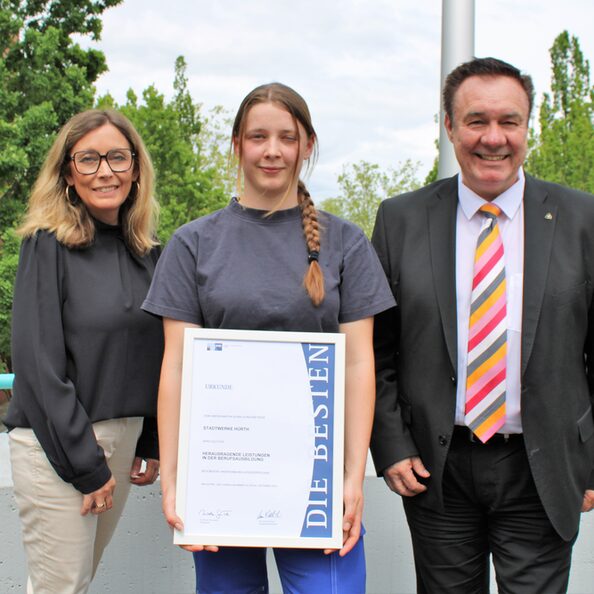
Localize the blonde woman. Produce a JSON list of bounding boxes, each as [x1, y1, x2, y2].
[[143, 83, 395, 593], [5, 109, 164, 594]]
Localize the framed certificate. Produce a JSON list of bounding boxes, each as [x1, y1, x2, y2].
[[175, 328, 345, 549]]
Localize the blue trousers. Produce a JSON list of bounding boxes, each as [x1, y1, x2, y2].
[[193, 539, 366, 594]]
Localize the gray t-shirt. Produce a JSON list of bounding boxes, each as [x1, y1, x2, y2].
[[142, 199, 395, 331]]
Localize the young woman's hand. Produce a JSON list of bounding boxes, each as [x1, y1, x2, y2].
[[340, 474, 364, 556], [162, 484, 219, 553], [324, 474, 364, 556]]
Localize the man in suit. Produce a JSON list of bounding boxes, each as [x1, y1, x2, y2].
[[371, 57, 594, 593]]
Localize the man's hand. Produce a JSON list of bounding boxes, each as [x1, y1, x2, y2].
[[383, 456, 430, 497], [581, 489, 594, 512], [130, 457, 159, 485]]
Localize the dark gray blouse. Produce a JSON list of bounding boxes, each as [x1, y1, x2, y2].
[[5, 222, 164, 493]]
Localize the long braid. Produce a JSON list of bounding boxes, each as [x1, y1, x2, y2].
[[297, 180, 324, 306]]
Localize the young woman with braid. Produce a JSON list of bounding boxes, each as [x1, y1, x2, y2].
[[142, 83, 394, 593]]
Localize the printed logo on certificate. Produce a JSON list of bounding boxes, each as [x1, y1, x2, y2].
[[175, 328, 345, 548]]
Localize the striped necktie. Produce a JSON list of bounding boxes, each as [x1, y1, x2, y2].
[[464, 203, 507, 443]]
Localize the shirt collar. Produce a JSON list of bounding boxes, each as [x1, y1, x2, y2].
[[458, 168, 524, 221]]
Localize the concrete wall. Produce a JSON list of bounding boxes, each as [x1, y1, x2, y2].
[[2, 433, 594, 593]]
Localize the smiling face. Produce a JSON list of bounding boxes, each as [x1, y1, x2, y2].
[[235, 101, 313, 209], [445, 75, 530, 201], [65, 123, 138, 224]]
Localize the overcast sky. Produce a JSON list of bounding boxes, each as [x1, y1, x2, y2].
[[87, 1, 594, 200]]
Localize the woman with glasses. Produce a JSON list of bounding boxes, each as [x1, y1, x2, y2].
[[5, 109, 164, 593]]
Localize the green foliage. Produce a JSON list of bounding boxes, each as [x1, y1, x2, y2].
[[0, 229, 20, 369], [0, 0, 122, 230], [320, 160, 421, 238], [526, 31, 594, 193], [424, 157, 438, 185], [102, 57, 233, 241], [423, 115, 439, 185], [0, 0, 121, 367]]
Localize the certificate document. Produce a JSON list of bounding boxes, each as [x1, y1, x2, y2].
[[175, 328, 345, 548]]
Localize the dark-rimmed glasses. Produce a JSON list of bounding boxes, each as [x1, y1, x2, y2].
[[69, 149, 136, 175]]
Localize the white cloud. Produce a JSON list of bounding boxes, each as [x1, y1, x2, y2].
[[88, 0, 593, 200]]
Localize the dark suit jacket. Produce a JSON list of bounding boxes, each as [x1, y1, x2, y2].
[[370, 173, 594, 541]]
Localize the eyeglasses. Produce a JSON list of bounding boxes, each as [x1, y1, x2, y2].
[[69, 149, 136, 175]]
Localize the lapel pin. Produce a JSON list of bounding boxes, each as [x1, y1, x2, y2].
[[545, 212, 553, 220]]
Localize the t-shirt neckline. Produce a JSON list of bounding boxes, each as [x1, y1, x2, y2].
[[227, 197, 302, 224]]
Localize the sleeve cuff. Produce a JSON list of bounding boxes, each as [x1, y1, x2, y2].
[[71, 459, 112, 494]]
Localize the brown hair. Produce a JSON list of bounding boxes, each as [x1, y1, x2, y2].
[[19, 109, 158, 255], [232, 83, 324, 306], [443, 57, 535, 123]]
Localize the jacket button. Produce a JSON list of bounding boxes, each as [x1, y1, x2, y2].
[[450, 376, 456, 384], [438, 435, 448, 446]]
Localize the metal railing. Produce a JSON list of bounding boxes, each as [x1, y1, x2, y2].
[[0, 374, 14, 390]]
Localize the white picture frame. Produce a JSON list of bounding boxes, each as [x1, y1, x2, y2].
[[175, 328, 345, 549]]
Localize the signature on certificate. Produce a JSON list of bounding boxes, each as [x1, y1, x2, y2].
[[257, 509, 282, 519], [199, 508, 232, 521]]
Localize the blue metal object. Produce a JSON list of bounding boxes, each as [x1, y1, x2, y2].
[[0, 374, 14, 390]]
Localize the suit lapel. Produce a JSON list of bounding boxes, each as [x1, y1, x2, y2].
[[428, 177, 459, 372], [521, 175, 557, 375]]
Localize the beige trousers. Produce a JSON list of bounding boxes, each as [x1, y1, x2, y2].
[[9, 417, 143, 594]]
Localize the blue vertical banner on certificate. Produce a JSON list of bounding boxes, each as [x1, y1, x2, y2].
[[175, 329, 345, 549], [300, 343, 335, 539]]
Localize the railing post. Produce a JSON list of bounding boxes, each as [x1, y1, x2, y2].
[[0, 374, 14, 390]]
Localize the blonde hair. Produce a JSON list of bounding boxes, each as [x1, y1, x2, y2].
[[18, 109, 158, 255], [232, 83, 324, 306]]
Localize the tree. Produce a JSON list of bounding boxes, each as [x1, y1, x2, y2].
[[0, 0, 121, 368], [0, 0, 122, 230], [424, 120, 439, 185], [320, 160, 421, 238], [0, 229, 20, 362], [526, 31, 594, 192], [100, 57, 233, 241]]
